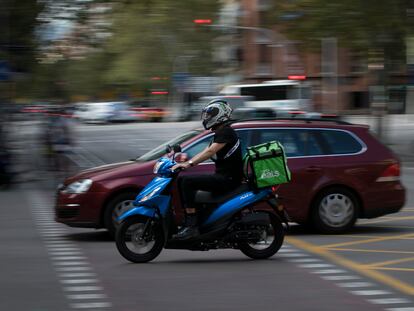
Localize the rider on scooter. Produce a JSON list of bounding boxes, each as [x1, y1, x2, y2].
[[172, 99, 243, 240]]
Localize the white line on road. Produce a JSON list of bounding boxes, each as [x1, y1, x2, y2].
[[387, 308, 414, 311], [53, 261, 90, 266], [322, 275, 360, 281], [63, 286, 104, 292], [312, 269, 347, 274], [52, 256, 88, 261], [55, 267, 93, 272], [299, 263, 334, 268], [278, 253, 310, 257], [60, 279, 100, 285], [351, 290, 392, 296], [368, 298, 411, 304], [337, 282, 374, 288], [288, 258, 322, 263], [59, 273, 97, 278], [66, 294, 107, 300], [70, 302, 112, 309]]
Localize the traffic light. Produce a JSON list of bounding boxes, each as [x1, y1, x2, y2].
[[193, 19, 212, 24]]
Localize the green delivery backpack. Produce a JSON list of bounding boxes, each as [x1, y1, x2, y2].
[[244, 141, 291, 189]]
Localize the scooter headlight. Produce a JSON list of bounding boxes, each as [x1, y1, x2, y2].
[[153, 161, 163, 174]]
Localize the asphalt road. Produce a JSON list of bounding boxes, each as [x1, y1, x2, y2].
[[1, 120, 414, 311]]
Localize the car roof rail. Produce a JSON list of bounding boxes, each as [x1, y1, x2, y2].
[[230, 116, 352, 125]]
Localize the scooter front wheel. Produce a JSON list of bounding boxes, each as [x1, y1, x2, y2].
[[116, 216, 164, 263]]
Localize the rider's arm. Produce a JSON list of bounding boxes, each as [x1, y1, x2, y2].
[[172, 142, 225, 170], [190, 142, 225, 165]]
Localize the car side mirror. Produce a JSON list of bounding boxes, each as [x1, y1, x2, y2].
[[172, 144, 182, 153], [175, 152, 189, 163]]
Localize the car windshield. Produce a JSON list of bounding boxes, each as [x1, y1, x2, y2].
[[136, 130, 202, 161]]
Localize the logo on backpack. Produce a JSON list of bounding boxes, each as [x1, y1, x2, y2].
[[260, 169, 280, 179]]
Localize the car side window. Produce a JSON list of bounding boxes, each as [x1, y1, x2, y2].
[[184, 135, 213, 159], [319, 130, 363, 154], [258, 129, 306, 157]]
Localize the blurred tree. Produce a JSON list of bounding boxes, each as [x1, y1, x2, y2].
[[0, 0, 44, 73], [103, 0, 220, 89], [263, 0, 408, 70]]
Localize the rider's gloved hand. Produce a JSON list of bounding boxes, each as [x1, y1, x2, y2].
[[171, 161, 191, 172]]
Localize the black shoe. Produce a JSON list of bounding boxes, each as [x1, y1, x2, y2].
[[173, 226, 200, 240]]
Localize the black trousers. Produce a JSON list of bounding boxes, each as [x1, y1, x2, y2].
[[178, 174, 239, 210]]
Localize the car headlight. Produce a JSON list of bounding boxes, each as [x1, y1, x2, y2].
[[63, 179, 93, 194]]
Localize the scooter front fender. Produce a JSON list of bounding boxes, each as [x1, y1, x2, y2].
[[117, 205, 157, 222]]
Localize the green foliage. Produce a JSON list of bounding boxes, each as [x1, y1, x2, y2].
[[265, 0, 408, 59], [103, 0, 220, 88], [0, 0, 44, 73]]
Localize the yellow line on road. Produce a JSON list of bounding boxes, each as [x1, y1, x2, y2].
[[366, 256, 414, 268], [320, 233, 414, 249], [338, 234, 414, 240], [286, 236, 414, 296], [370, 267, 414, 272], [328, 248, 414, 255], [359, 216, 414, 225]]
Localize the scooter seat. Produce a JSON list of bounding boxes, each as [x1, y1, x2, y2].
[[194, 183, 250, 204]]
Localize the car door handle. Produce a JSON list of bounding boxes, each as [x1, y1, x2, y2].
[[306, 166, 322, 173]]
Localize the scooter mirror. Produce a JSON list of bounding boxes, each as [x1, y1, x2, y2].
[[172, 144, 182, 153], [175, 152, 189, 163], [165, 144, 173, 153]]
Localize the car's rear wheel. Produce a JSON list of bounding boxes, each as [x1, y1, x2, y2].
[[311, 187, 358, 234], [104, 191, 137, 237]]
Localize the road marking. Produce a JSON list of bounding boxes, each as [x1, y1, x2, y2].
[[368, 298, 411, 304], [351, 290, 392, 296], [52, 256, 88, 261], [312, 269, 347, 274], [53, 261, 90, 266], [289, 258, 322, 263], [31, 191, 112, 310], [70, 302, 111, 309], [60, 279, 100, 285], [287, 237, 414, 296], [56, 267, 93, 272], [328, 248, 414, 255], [320, 233, 414, 249], [359, 216, 414, 225], [66, 294, 107, 300], [299, 263, 334, 268], [278, 253, 309, 257], [337, 282, 374, 288], [387, 308, 414, 311], [372, 267, 414, 272], [60, 273, 97, 278], [322, 275, 360, 281], [64, 286, 104, 292], [49, 251, 83, 256], [367, 256, 414, 268]]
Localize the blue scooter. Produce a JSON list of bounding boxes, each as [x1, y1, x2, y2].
[[115, 145, 288, 263]]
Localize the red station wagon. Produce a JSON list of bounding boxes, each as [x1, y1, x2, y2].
[[55, 118, 406, 234]]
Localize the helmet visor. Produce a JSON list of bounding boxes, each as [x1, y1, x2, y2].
[[201, 106, 219, 122]]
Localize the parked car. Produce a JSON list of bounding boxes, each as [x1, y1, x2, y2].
[[73, 102, 137, 123], [55, 117, 405, 235]]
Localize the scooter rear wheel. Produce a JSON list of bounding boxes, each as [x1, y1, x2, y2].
[[116, 216, 164, 263], [239, 213, 284, 259]]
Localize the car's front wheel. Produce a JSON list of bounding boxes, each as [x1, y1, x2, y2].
[[311, 187, 359, 234], [104, 191, 137, 237]]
